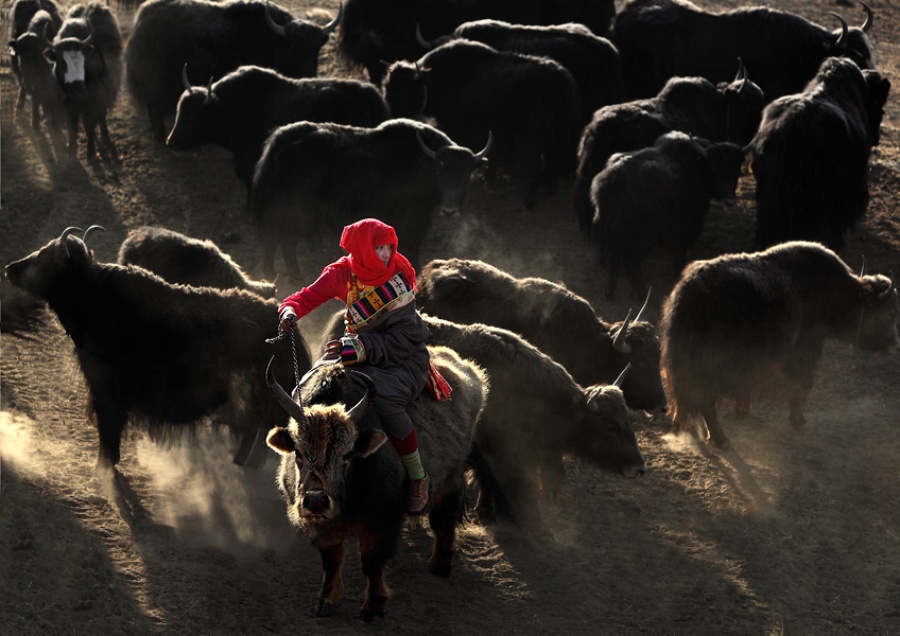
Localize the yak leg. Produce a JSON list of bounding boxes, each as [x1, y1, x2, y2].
[[623, 256, 647, 304], [98, 115, 119, 163], [312, 543, 345, 618], [66, 109, 80, 157], [784, 347, 819, 429], [88, 390, 128, 471], [31, 98, 42, 130], [699, 399, 730, 449], [428, 476, 464, 577], [484, 446, 554, 542], [358, 530, 396, 621], [278, 238, 302, 280]]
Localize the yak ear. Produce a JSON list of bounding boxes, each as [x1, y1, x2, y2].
[[353, 429, 388, 458], [266, 427, 296, 455]]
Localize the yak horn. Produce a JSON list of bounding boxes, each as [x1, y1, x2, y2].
[[182, 63, 194, 91], [323, 2, 342, 34], [877, 272, 894, 299], [416, 130, 437, 159], [474, 131, 493, 159], [266, 356, 308, 427], [612, 363, 632, 388], [832, 13, 849, 48], [82, 225, 106, 243], [59, 226, 84, 259], [346, 371, 375, 425], [634, 287, 652, 323], [415, 23, 433, 49], [859, 256, 868, 277], [265, 1, 287, 37], [860, 1, 874, 33], [612, 308, 633, 353]]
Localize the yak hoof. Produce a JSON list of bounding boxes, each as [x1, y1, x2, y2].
[[427, 561, 453, 578], [310, 599, 338, 618], [359, 607, 385, 622]]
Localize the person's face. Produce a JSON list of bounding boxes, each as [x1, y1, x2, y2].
[[375, 244, 392, 266]]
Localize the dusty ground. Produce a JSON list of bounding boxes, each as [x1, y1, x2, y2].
[[2, 0, 900, 634]]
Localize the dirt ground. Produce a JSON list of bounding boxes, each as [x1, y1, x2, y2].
[[2, 0, 900, 634]]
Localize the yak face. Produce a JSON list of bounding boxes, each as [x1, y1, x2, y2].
[[854, 274, 899, 352], [382, 62, 427, 118], [167, 86, 218, 149], [608, 321, 668, 413], [48, 37, 91, 105], [718, 74, 765, 146], [862, 70, 891, 147], [5, 229, 93, 299], [705, 141, 746, 205], [267, 408, 388, 525], [420, 134, 490, 216], [579, 384, 646, 478], [264, 3, 340, 80]]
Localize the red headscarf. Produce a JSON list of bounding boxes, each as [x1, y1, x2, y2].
[[335, 218, 417, 288]]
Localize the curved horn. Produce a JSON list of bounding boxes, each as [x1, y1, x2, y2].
[[82, 225, 106, 244], [415, 23, 433, 49], [266, 356, 308, 426], [612, 363, 632, 388], [416, 130, 437, 159], [832, 13, 849, 48], [859, 255, 868, 277], [323, 2, 342, 35], [690, 134, 708, 157], [474, 131, 493, 159], [877, 275, 894, 300], [59, 226, 84, 259], [735, 58, 749, 93], [182, 63, 195, 91], [612, 308, 633, 354], [346, 371, 375, 425], [859, 1, 874, 33], [265, 1, 287, 37], [634, 287, 652, 323]]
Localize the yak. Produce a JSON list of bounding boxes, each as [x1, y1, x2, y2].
[[117, 226, 277, 298], [249, 118, 490, 280], [8, 8, 66, 131], [749, 56, 890, 250], [168, 65, 389, 191], [661, 241, 898, 449], [611, 0, 877, 100], [417, 19, 626, 114], [382, 39, 584, 209], [416, 258, 668, 412], [590, 132, 747, 300], [8, 0, 62, 111], [321, 309, 646, 542], [337, 0, 616, 84], [4, 227, 310, 471], [574, 67, 764, 235], [265, 346, 488, 620], [125, 0, 341, 141], [48, 2, 123, 161]]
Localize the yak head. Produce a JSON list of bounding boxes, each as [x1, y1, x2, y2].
[[827, 5, 876, 72], [46, 26, 93, 105], [262, 1, 342, 79], [855, 273, 898, 353], [417, 130, 491, 216], [167, 65, 217, 149], [5, 226, 102, 299], [381, 60, 427, 118], [607, 291, 668, 413], [265, 359, 385, 526], [578, 365, 647, 479], [716, 59, 765, 146]]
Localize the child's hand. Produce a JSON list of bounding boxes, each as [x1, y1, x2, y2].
[[278, 306, 297, 332]]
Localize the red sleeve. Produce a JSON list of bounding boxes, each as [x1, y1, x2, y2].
[[279, 264, 351, 319]]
